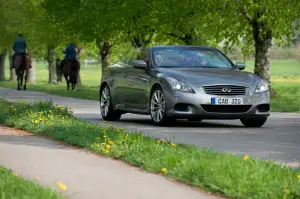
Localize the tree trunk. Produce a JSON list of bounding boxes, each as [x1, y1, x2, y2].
[[56, 58, 64, 83], [98, 41, 112, 83], [76, 51, 82, 87], [252, 20, 277, 96], [48, 46, 57, 84], [28, 58, 36, 83], [0, 49, 7, 81], [9, 50, 17, 80]]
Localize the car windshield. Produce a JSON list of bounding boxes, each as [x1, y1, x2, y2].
[[151, 47, 234, 69]]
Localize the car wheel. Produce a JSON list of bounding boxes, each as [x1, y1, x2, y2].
[[100, 85, 121, 121], [150, 87, 174, 126], [240, 117, 267, 127]]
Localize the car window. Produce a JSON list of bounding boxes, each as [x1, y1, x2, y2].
[[128, 48, 149, 64], [151, 47, 234, 69]]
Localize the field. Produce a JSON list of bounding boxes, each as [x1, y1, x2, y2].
[[0, 59, 299, 112]]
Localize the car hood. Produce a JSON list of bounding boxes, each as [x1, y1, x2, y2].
[[158, 67, 260, 87]]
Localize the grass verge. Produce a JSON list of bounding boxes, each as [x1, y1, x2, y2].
[[0, 99, 300, 199], [0, 165, 63, 199]]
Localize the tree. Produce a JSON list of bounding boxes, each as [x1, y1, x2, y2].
[[197, 0, 300, 93]]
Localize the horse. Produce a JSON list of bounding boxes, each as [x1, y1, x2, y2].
[[59, 46, 82, 91], [60, 58, 80, 91], [12, 53, 31, 90]]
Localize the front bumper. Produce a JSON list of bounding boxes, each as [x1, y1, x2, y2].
[[164, 90, 270, 119]]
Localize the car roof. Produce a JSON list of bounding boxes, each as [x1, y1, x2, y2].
[[150, 45, 216, 50]]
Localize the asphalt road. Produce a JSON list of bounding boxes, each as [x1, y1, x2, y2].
[[1, 87, 300, 166]]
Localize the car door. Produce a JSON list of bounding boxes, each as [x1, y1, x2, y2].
[[110, 62, 128, 107], [122, 49, 152, 110], [125, 67, 151, 110]]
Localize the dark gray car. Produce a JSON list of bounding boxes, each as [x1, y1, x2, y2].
[[99, 45, 270, 127]]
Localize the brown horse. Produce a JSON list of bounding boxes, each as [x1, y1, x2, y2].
[[60, 59, 80, 91], [12, 53, 31, 90], [59, 46, 82, 91]]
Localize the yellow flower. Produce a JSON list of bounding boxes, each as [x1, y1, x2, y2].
[[103, 135, 107, 138], [161, 168, 167, 174], [105, 149, 110, 153], [297, 174, 300, 179], [12, 172, 19, 176], [105, 145, 111, 149], [108, 140, 114, 145], [49, 110, 52, 113], [56, 181, 67, 191], [284, 189, 289, 194], [156, 140, 161, 143], [243, 155, 249, 161], [36, 176, 40, 181], [170, 143, 177, 147], [34, 120, 39, 124]]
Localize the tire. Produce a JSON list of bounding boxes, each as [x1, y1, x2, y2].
[[99, 85, 122, 121], [150, 87, 175, 126], [240, 117, 267, 127]]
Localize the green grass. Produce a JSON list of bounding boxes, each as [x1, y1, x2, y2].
[[0, 165, 63, 199], [0, 59, 300, 112], [0, 99, 300, 199]]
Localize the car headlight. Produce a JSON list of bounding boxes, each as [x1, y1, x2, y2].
[[166, 77, 194, 93], [255, 80, 269, 93]]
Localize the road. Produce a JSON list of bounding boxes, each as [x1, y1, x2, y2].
[[1, 87, 300, 166]]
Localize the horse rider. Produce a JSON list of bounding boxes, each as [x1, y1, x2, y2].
[[11, 34, 27, 69], [62, 42, 77, 63]]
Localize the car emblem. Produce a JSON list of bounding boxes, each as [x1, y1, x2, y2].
[[222, 87, 231, 92]]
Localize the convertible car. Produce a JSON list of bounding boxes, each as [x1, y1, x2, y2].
[[99, 45, 270, 127]]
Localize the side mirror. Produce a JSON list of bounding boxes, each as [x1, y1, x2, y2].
[[132, 60, 147, 69], [236, 62, 245, 70]]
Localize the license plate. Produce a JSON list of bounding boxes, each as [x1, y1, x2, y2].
[[211, 98, 243, 105]]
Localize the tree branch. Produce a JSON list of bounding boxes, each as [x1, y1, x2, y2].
[[239, 7, 254, 24]]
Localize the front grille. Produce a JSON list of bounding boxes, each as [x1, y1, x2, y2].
[[201, 105, 252, 113], [202, 85, 247, 96]]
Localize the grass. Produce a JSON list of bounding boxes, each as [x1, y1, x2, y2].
[[0, 165, 64, 199], [0, 59, 300, 112], [0, 99, 300, 199]]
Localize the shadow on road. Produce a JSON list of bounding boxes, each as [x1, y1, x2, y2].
[[76, 113, 246, 128]]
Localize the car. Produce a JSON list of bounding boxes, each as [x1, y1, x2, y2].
[[99, 45, 270, 127]]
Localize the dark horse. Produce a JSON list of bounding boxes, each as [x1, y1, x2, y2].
[[12, 53, 31, 90], [59, 58, 80, 91]]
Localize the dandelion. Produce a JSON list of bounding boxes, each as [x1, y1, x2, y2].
[[161, 168, 167, 174], [56, 181, 67, 191], [36, 176, 40, 181], [105, 149, 110, 153], [12, 172, 19, 176], [105, 145, 111, 149], [103, 135, 107, 138], [34, 120, 39, 124], [156, 140, 161, 143], [108, 140, 114, 145], [297, 174, 300, 179], [243, 155, 249, 161], [284, 189, 289, 194], [170, 143, 177, 147]]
